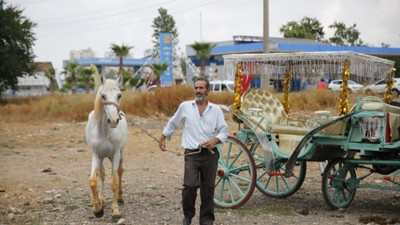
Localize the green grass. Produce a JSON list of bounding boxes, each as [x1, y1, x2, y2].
[[149, 201, 165, 207], [64, 205, 79, 211], [1, 143, 17, 149], [217, 206, 297, 216], [133, 191, 147, 197], [42, 144, 55, 148]]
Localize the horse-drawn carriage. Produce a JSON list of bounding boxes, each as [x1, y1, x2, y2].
[[213, 51, 400, 210]]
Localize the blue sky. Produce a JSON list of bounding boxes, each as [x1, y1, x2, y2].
[[9, 0, 400, 71]]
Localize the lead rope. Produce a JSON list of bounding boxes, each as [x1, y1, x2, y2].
[[125, 116, 208, 156], [103, 101, 122, 120]]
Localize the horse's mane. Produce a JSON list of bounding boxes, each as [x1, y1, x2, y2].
[[93, 85, 103, 120], [93, 79, 119, 120]]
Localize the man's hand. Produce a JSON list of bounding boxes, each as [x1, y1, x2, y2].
[[202, 138, 220, 149], [159, 135, 166, 151]]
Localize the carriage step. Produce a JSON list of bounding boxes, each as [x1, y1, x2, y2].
[[268, 172, 285, 176]]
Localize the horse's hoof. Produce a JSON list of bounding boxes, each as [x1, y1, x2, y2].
[[111, 214, 122, 223], [117, 198, 124, 206], [94, 208, 104, 218]]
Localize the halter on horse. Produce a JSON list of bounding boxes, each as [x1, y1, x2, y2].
[[85, 74, 128, 219]]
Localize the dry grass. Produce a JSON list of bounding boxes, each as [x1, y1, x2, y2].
[[1, 86, 367, 122], [123, 85, 234, 117], [0, 94, 93, 122], [123, 85, 194, 117], [278, 90, 340, 115]]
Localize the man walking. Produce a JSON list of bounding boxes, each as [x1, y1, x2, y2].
[[159, 77, 228, 225]]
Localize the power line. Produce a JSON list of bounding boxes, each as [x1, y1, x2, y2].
[[35, 0, 181, 25], [11, 0, 60, 5], [35, 0, 221, 37]]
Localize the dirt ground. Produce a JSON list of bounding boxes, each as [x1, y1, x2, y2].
[[0, 113, 399, 225]]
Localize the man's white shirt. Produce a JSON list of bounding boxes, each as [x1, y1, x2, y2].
[[162, 100, 228, 149]]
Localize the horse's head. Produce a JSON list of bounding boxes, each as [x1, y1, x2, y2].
[[97, 75, 125, 128]]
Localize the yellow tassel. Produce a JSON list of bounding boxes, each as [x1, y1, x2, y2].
[[338, 60, 351, 115], [383, 68, 396, 104], [233, 62, 243, 123], [282, 66, 292, 114]]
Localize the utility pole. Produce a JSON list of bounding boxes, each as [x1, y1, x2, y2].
[[200, 12, 203, 41], [263, 0, 269, 53], [263, 0, 270, 88]]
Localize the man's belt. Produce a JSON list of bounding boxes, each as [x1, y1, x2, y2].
[[184, 147, 217, 154]]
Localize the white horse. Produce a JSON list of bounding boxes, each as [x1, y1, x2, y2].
[[85, 74, 128, 219]]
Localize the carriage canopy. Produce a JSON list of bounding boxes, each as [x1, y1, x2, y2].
[[224, 51, 394, 82], [223, 51, 395, 115]]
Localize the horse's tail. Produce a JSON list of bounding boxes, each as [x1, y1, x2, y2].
[[91, 64, 101, 93]]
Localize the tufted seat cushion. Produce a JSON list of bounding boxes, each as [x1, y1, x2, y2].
[[240, 88, 309, 135]]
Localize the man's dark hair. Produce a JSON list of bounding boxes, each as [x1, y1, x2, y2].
[[194, 77, 210, 90]]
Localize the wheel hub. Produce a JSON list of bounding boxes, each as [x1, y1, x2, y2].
[[217, 168, 228, 178]]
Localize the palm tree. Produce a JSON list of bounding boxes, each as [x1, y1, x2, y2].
[[63, 60, 80, 94], [44, 66, 57, 93], [149, 62, 169, 87], [110, 43, 133, 76], [78, 66, 95, 93], [189, 42, 216, 77]]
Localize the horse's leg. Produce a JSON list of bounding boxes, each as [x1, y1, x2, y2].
[[98, 165, 105, 204], [89, 154, 104, 218], [110, 153, 122, 219], [117, 154, 124, 205]]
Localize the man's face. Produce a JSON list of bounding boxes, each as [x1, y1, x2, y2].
[[194, 80, 209, 102]]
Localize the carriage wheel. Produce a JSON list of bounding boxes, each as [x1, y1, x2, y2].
[[250, 142, 306, 198], [321, 159, 356, 210], [214, 136, 256, 209]]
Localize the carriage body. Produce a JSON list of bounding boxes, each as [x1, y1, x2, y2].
[[214, 51, 400, 210], [215, 89, 400, 210]]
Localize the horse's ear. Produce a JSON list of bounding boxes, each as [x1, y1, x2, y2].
[[100, 74, 105, 85], [117, 74, 126, 91]]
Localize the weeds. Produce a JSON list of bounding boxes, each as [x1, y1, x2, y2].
[[1, 143, 16, 149], [64, 205, 79, 211], [217, 206, 297, 216]]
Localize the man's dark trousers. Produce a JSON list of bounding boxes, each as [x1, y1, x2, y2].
[[182, 149, 219, 225]]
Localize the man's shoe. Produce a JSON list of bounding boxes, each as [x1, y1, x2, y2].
[[182, 217, 191, 225]]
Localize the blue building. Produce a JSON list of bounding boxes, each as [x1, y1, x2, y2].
[[185, 36, 400, 88]]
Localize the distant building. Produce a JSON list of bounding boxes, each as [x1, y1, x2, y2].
[[104, 51, 115, 58], [104, 51, 133, 58], [14, 62, 53, 96], [70, 48, 96, 60]]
